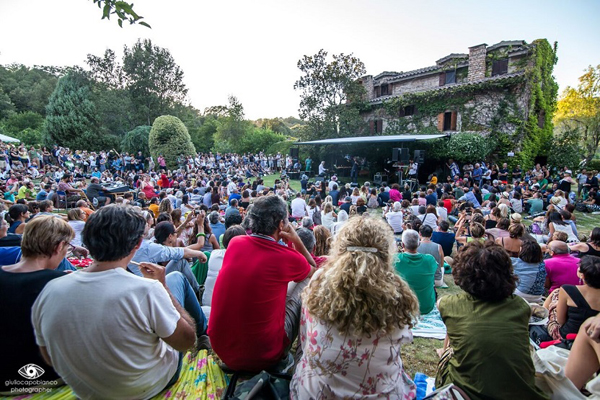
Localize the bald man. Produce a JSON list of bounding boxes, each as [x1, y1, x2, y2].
[[545, 241, 580, 294]]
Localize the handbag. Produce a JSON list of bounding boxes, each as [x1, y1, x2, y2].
[[226, 370, 290, 400], [312, 207, 322, 225]]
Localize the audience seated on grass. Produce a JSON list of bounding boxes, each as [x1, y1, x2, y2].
[[0, 216, 73, 393], [291, 216, 419, 398], [417, 225, 446, 288], [31, 205, 206, 399], [436, 241, 548, 400], [208, 195, 316, 372], [395, 229, 437, 314]]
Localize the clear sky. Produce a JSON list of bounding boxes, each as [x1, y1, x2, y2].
[[1, 0, 599, 120]]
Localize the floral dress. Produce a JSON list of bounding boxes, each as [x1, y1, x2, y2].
[[290, 307, 416, 400]]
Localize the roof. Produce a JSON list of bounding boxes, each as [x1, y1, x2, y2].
[[436, 53, 469, 65], [296, 134, 450, 145], [368, 71, 525, 105], [0, 133, 20, 143], [487, 40, 526, 52]]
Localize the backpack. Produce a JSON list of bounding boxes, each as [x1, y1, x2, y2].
[[312, 206, 322, 225]]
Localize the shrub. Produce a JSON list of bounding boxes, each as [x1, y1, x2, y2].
[[121, 125, 151, 156], [149, 115, 196, 169]]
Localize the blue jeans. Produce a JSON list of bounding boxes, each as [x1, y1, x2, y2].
[[165, 271, 207, 336]]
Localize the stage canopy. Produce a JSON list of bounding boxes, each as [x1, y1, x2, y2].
[[295, 133, 449, 145], [0, 133, 20, 143]]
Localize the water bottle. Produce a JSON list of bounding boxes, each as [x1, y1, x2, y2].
[[414, 372, 428, 400]]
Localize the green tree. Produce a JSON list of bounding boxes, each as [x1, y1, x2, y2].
[[294, 50, 367, 140], [254, 118, 292, 135], [237, 127, 285, 154], [214, 96, 253, 149], [43, 72, 105, 150], [122, 39, 188, 126], [0, 64, 58, 116], [4, 111, 44, 135], [149, 115, 196, 169], [548, 128, 583, 171], [554, 65, 600, 162], [121, 125, 151, 155]]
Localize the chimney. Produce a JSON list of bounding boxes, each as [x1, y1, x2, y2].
[[360, 75, 374, 101], [468, 44, 487, 82]]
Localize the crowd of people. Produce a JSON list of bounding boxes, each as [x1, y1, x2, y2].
[[0, 141, 599, 399]]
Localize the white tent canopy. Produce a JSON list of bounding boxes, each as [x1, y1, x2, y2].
[[0, 133, 20, 143], [296, 134, 449, 145]]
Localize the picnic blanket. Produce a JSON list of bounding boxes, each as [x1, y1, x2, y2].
[[2, 350, 227, 400], [412, 307, 447, 340]]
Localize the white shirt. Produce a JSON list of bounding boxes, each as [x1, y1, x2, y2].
[[32, 269, 180, 400], [386, 211, 404, 233], [291, 197, 307, 218], [201, 249, 226, 319], [436, 206, 448, 221], [409, 163, 418, 175], [318, 163, 326, 175]]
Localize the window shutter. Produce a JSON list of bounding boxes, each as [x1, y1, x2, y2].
[[377, 120, 383, 133], [437, 113, 444, 131], [439, 72, 446, 86], [369, 120, 375, 134], [492, 59, 509, 76], [451, 112, 457, 131]]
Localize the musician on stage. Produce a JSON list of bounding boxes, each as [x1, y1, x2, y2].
[[86, 177, 111, 207], [408, 159, 418, 181], [350, 157, 358, 183], [318, 161, 327, 177]]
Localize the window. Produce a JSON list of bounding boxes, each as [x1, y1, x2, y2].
[[381, 84, 390, 96], [439, 71, 456, 86], [438, 112, 457, 131], [404, 105, 415, 116], [370, 120, 384, 134], [492, 58, 509, 76]]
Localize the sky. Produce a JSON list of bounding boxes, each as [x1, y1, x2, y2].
[[0, 0, 599, 120]]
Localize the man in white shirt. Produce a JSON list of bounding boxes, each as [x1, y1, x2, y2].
[[291, 193, 308, 219], [318, 161, 327, 176], [408, 160, 418, 180], [32, 205, 205, 399]]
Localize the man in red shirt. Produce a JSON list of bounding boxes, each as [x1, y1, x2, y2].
[[208, 195, 316, 371]]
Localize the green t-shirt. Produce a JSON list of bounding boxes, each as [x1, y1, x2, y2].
[[437, 293, 548, 400], [394, 252, 437, 314], [527, 198, 543, 215], [539, 178, 549, 190]]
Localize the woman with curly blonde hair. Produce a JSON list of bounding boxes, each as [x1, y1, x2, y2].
[[290, 217, 419, 399]]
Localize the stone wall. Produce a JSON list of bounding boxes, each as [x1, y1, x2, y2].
[[468, 44, 487, 81], [392, 74, 440, 96], [361, 75, 375, 101]]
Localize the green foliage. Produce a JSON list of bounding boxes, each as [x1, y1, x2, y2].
[[294, 50, 367, 140], [149, 116, 196, 169], [190, 116, 217, 153], [92, 0, 150, 28], [237, 128, 285, 154], [213, 96, 253, 150], [254, 118, 292, 135], [17, 128, 42, 146], [4, 111, 44, 135], [0, 64, 58, 116], [585, 159, 600, 171], [517, 40, 559, 168], [121, 125, 151, 155], [43, 72, 105, 150], [554, 64, 600, 162], [548, 129, 583, 171], [431, 133, 493, 162]]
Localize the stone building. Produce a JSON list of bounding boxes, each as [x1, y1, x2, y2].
[[358, 39, 557, 161]]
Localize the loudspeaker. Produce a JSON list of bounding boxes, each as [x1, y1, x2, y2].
[[414, 150, 425, 164], [289, 147, 299, 158], [392, 148, 409, 163]]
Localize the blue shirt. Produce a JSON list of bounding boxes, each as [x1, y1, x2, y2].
[[129, 239, 184, 276], [472, 168, 483, 181], [431, 231, 456, 257], [36, 190, 48, 201]]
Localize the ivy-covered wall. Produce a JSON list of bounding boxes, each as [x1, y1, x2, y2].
[[362, 39, 558, 169]]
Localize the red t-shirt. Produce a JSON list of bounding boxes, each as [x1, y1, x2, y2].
[[443, 199, 453, 214], [208, 235, 311, 371]]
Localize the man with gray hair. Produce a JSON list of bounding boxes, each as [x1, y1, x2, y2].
[[209, 195, 316, 372], [394, 229, 437, 314]]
